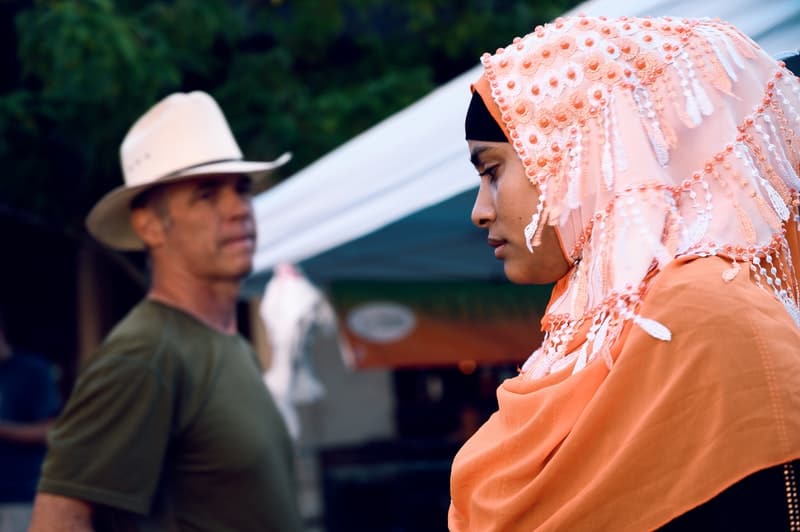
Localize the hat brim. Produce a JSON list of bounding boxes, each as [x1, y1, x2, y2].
[[86, 153, 291, 251]]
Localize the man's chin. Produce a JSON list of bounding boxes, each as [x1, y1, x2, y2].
[[213, 259, 253, 282], [232, 262, 254, 281]]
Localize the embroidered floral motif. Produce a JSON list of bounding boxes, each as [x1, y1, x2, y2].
[[478, 15, 800, 378]]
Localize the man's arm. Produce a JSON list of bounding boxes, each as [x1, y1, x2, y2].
[[29, 493, 94, 532], [0, 419, 54, 445]]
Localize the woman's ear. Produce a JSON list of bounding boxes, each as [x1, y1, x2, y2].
[[130, 207, 166, 249]]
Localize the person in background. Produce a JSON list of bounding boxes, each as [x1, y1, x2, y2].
[[29, 91, 304, 531], [0, 309, 60, 532], [452, 15, 800, 531]]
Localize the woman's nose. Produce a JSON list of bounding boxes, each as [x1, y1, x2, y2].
[[471, 184, 495, 228]]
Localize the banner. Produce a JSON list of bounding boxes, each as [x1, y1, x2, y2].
[[329, 281, 551, 369]]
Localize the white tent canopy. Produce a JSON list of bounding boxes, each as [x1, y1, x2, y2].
[[246, 0, 799, 292]]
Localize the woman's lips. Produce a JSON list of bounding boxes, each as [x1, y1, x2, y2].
[[488, 237, 507, 259]]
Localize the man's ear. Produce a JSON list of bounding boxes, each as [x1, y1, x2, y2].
[[131, 207, 166, 248]]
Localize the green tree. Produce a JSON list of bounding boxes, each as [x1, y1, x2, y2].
[[0, 0, 579, 235]]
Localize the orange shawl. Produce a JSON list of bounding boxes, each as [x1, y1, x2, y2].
[[449, 255, 800, 530]]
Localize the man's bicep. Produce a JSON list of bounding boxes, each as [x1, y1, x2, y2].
[[30, 493, 94, 532]]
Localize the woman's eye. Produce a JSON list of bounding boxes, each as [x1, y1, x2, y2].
[[480, 165, 499, 182]]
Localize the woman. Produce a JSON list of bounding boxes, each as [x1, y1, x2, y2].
[[451, 15, 800, 531]]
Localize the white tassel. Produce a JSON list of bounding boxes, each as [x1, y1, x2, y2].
[[524, 212, 540, 253], [650, 128, 670, 167], [683, 212, 709, 249], [761, 115, 800, 190], [600, 346, 614, 370], [763, 180, 791, 221], [592, 316, 610, 352], [633, 315, 672, 341], [614, 135, 628, 171], [681, 49, 714, 117], [572, 341, 590, 374], [692, 77, 714, 116], [609, 93, 628, 172], [677, 54, 702, 125], [550, 351, 576, 374], [686, 93, 701, 126], [521, 349, 538, 373], [565, 133, 583, 214], [705, 31, 738, 81], [722, 260, 741, 282], [779, 293, 800, 329], [738, 143, 790, 222], [655, 243, 674, 269], [602, 105, 614, 190], [633, 87, 670, 166], [718, 31, 745, 69], [589, 247, 605, 298]]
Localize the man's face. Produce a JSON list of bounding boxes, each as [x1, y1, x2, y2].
[[144, 174, 257, 282]]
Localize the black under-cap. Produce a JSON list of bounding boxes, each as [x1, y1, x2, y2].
[[464, 91, 508, 142], [780, 49, 800, 77]]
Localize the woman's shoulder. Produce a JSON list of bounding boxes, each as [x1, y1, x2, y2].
[[643, 256, 800, 346]]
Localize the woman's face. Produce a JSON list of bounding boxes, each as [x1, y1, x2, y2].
[[469, 140, 571, 284]]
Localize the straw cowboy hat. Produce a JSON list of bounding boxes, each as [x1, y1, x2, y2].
[[86, 91, 291, 250]]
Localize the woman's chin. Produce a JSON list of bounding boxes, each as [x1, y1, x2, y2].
[[504, 263, 538, 285], [505, 261, 569, 285]]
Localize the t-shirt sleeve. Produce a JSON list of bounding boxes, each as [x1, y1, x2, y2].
[[38, 354, 173, 515]]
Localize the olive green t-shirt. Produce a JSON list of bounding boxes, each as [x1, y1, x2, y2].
[[39, 300, 304, 532]]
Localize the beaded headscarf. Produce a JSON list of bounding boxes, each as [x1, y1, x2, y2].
[[476, 15, 800, 378]]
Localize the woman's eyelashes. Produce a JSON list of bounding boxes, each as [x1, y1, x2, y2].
[[480, 165, 499, 183]]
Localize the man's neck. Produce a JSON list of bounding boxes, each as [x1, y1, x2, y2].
[[147, 273, 241, 334]]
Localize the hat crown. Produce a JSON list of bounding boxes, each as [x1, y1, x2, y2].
[[120, 91, 243, 187]]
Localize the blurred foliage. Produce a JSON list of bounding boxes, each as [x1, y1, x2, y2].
[[0, 0, 578, 234]]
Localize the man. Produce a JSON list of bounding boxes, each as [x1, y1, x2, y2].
[[0, 310, 60, 532], [29, 91, 304, 531]]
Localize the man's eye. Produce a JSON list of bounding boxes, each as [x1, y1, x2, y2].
[[236, 178, 254, 196], [198, 188, 215, 200]]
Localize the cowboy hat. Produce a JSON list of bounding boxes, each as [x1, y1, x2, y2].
[[86, 91, 291, 250]]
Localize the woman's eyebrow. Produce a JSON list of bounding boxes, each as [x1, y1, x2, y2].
[[470, 145, 492, 167]]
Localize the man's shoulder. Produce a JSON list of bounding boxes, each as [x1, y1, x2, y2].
[[87, 299, 229, 373], [100, 301, 170, 352], [86, 300, 188, 369]]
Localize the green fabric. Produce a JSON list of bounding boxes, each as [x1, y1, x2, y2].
[[329, 280, 553, 319], [38, 300, 303, 532]]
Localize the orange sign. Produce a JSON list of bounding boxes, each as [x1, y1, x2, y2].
[[330, 281, 551, 369]]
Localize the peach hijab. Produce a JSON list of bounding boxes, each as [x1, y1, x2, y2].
[[450, 15, 800, 531]]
